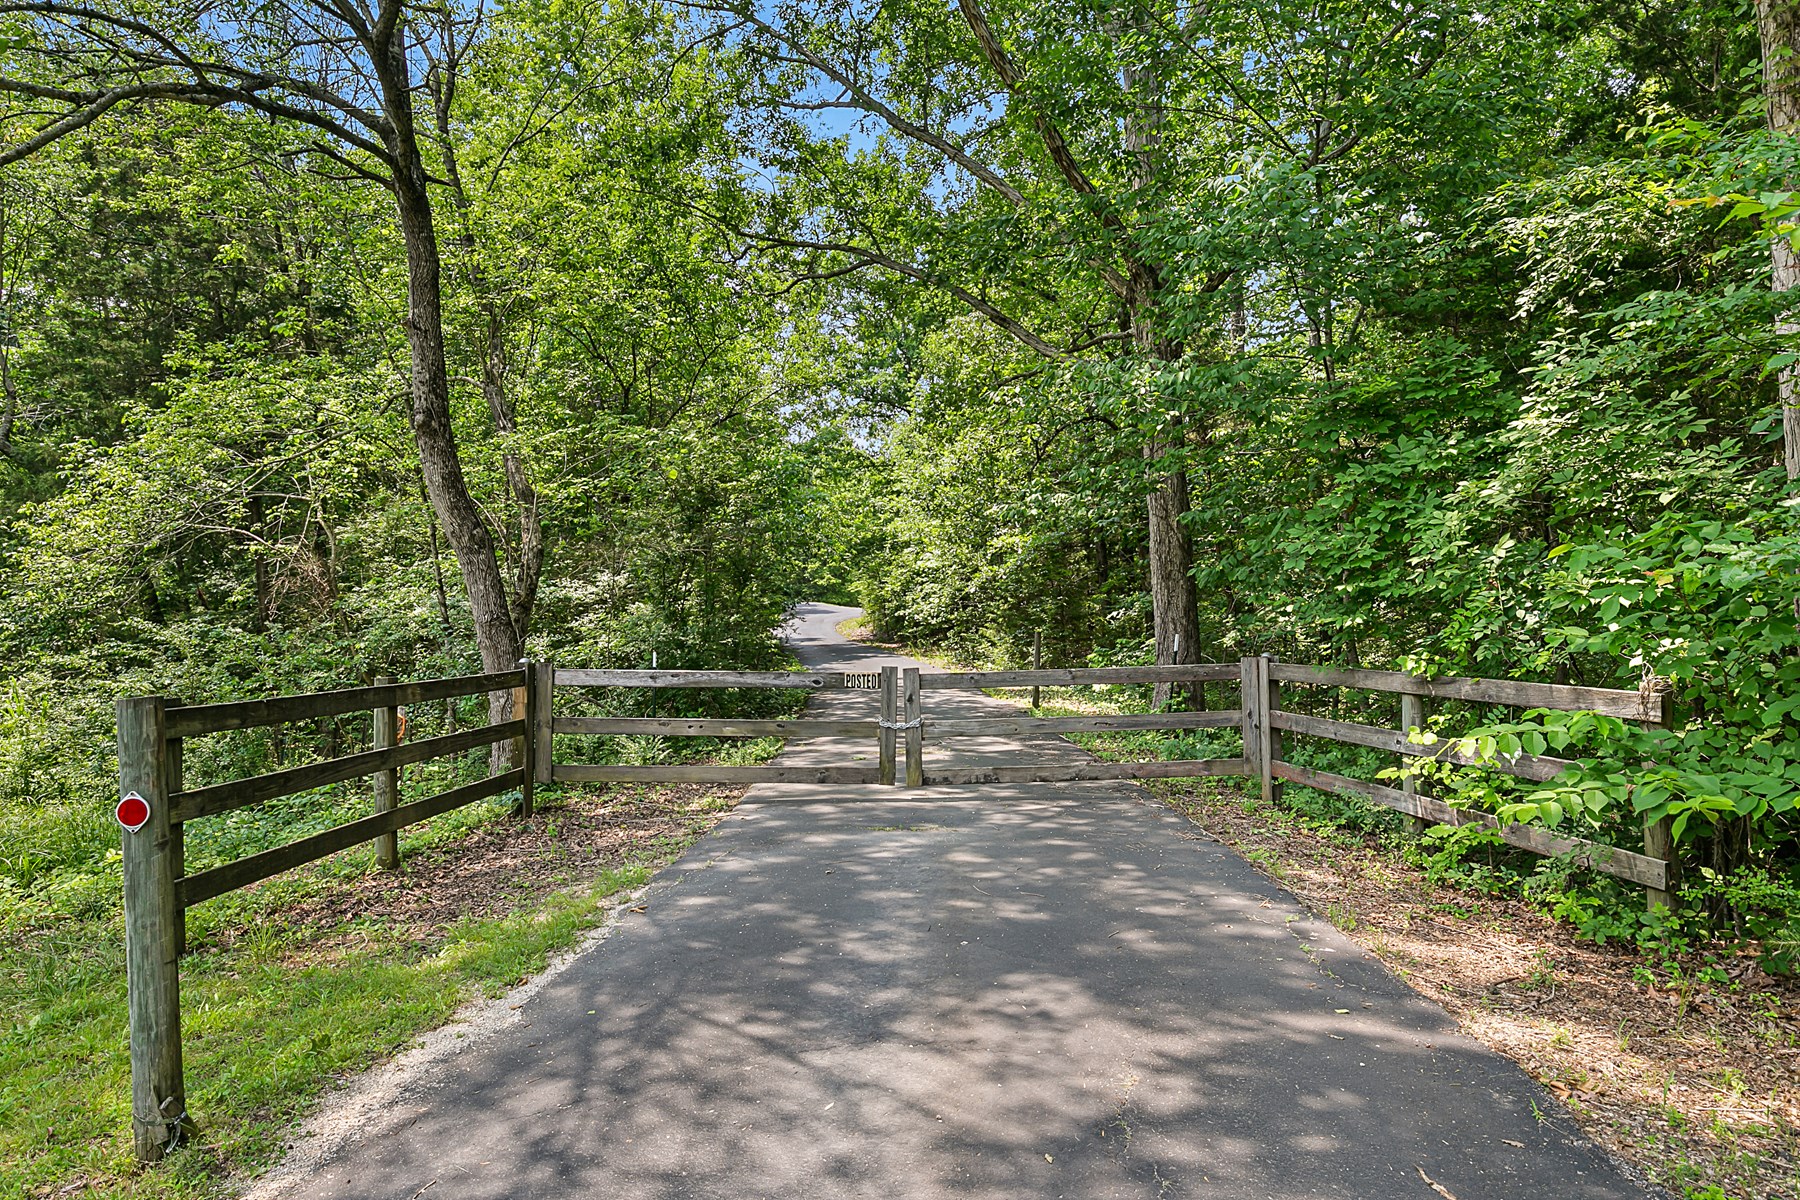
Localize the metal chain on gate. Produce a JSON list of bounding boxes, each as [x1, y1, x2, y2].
[[877, 717, 923, 731]]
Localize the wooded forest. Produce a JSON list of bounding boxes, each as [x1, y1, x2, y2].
[[3, 0, 1800, 1191]]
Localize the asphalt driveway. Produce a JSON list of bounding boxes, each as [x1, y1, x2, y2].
[[260, 603, 1660, 1200]]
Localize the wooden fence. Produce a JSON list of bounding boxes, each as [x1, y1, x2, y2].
[[114, 654, 1673, 1162], [116, 667, 535, 1162], [901, 657, 1672, 908]]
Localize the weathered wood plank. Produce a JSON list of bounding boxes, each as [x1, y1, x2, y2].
[[551, 764, 883, 784], [1240, 658, 1263, 795], [920, 664, 1240, 690], [119, 696, 186, 1162], [1400, 692, 1428, 835], [164, 671, 525, 737], [171, 720, 525, 822], [879, 666, 897, 787], [1269, 761, 1667, 889], [1256, 657, 1280, 805], [532, 658, 554, 785], [1639, 703, 1678, 912], [923, 758, 1251, 785], [1265, 663, 1661, 721], [1269, 710, 1575, 782], [553, 717, 881, 737], [925, 712, 1241, 737], [553, 668, 841, 689], [179, 770, 525, 907], [903, 668, 923, 788]]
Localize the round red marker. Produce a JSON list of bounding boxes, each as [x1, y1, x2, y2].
[[116, 792, 151, 833]]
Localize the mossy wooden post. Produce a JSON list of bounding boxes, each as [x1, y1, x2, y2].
[[118, 695, 187, 1162], [903, 667, 923, 788], [532, 659, 555, 785], [518, 661, 536, 818], [372, 676, 401, 870], [1400, 692, 1430, 835], [1260, 655, 1283, 805], [1239, 657, 1263, 796], [1640, 681, 1678, 912], [879, 666, 898, 786]]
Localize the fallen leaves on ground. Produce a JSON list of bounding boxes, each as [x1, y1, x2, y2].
[[1155, 779, 1800, 1200]]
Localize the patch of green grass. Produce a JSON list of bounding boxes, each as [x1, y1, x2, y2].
[[833, 615, 873, 640], [1, 842, 668, 1199]]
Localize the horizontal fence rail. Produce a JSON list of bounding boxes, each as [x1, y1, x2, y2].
[[554, 764, 885, 785], [1270, 762, 1668, 890], [554, 717, 880, 737], [923, 759, 1251, 786], [925, 712, 1240, 737], [165, 670, 525, 737], [172, 720, 523, 822], [178, 770, 526, 906], [1268, 710, 1575, 783], [905, 664, 1245, 788], [546, 664, 899, 789], [920, 663, 1241, 690], [1266, 663, 1663, 723], [555, 668, 879, 689]]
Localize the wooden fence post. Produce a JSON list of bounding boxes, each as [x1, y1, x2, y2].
[[1031, 631, 1042, 710], [518, 661, 536, 818], [1260, 654, 1282, 805], [372, 677, 401, 869], [903, 667, 923, 788], [1640, 686, 1678, 912], [1239, 657, 1264, 793], [1400, 692, 1430, 834], [533, 659, 555, 786], [118, 695, 187, 1162], [879, 666, 898, 786]]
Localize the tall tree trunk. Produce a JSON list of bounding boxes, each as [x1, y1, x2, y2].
[[1759, 0, 1800, 478], [389, 165, 522, 680], [427, 56, 548, 645], [0, 344, 16, 457], [1118, 17, 1204, 706], [1147, 442, 1202, 707]]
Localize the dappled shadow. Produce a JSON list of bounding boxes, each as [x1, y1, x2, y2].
[[275, 605, 1661, 1199]]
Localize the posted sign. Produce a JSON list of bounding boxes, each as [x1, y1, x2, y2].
[[116, 792, 151, 833]]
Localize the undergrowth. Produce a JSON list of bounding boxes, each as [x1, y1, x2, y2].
[[1025, 682, 1798, 977]]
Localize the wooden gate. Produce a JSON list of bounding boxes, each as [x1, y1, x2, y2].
[[539, 665, 899, 786]]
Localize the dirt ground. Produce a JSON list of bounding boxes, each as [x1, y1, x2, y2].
[[193, 783, 743, 961], [1153, 778, 1800, 1200]]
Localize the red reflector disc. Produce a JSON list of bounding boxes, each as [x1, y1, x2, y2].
[[116, 793, 151, 832]]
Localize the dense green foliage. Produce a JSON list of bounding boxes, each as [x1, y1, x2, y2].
[[0, 5, 842, 918], [739, 0, 1800, 952]]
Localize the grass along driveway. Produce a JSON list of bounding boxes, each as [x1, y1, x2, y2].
[[4, 782, 743, 1199]]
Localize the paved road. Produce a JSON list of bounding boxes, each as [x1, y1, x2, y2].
[[267, 603, 1658, 1199]]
